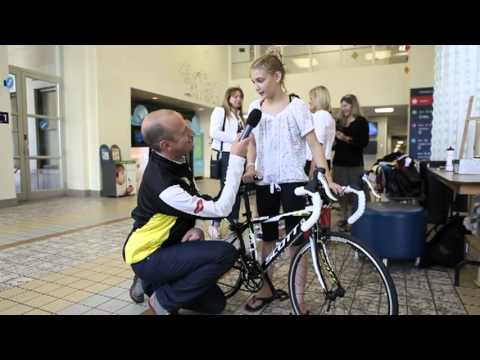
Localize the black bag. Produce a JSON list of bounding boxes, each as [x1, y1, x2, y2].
[[419, 215, 470, 268], [210, 110, 226, 179], [379, 154, 423, 199]]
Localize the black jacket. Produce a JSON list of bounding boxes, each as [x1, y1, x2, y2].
[[123, 150, 244, 264], [333, 116, 369, 167]]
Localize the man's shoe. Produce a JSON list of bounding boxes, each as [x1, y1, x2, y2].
[[129, 275, 145, 304], [148, 292, 171, 315]]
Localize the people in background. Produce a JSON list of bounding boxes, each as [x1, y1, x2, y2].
[[305, 86, 336, 177], [208, 87, 245, 239], [332, 94, 369, 231], [242, 51, 342, 314]]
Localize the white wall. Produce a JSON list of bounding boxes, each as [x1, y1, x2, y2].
[[431, 45, 480, 160], [0, 46, 16, 201], [63, 45, 228, 191]]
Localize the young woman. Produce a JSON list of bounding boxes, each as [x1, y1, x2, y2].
[[208, 87, 245, 239], [332, 94, 369, 231], [305, 85, 336, 177], [242, 52, 342, 314]]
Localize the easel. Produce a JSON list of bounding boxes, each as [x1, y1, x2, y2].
[[459, 96, 480, 159], [455, 96, 480, 288]]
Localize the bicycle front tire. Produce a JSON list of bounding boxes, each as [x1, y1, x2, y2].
[[288, 232, 399, 315]]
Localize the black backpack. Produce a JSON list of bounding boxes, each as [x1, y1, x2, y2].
[[419, 215, 469, 268]]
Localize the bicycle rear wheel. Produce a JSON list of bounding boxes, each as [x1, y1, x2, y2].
[[288, 232, 398, 315]]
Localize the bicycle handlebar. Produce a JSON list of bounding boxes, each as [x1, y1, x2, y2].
[[294, 186, 321, 232], [343, 186, 366, 224], [294, 168, 373, 232], [362, 173, 381, 199]]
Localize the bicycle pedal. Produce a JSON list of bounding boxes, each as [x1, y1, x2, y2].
[[273, 289, 289, 301]]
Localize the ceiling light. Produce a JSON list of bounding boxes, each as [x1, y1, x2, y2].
[[374, 107, 394, 113], [365, 50, 392, 61], [292, 58, 319, 69], [152, 96, 159, 100]]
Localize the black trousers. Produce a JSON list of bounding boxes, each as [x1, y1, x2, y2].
[[132, 240, 238, 314], [255, 182, 307, 243]]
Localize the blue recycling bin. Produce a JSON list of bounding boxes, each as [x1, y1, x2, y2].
[[351, 202, 426, 261]]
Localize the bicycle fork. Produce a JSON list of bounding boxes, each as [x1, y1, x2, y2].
[[309, 232, 345, 311]]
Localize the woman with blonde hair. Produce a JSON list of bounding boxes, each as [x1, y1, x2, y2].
[[305, 85, 336, 177], [332, 94, 369, 231], [208, 87, 245, 239], [242, 52, 342, 314]]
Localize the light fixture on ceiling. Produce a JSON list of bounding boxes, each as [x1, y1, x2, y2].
[[292, 57, 319, 69], [152, 96, 159, 100], [374, 107, 395, 113], [365, 50, 392, 61]]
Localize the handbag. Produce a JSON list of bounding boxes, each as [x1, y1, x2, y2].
[[210, 110, 227, 179]]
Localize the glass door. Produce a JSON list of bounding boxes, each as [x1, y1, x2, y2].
[[8, 66, 64, 201]]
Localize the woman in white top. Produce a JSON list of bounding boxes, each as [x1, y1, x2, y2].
[[305, 85, 336, 177], [242, 52, 342, 314], [208, 87, 245, 239]]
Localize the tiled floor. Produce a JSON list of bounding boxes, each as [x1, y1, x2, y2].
[[1, 179, 480, 315], [0, 196, 135, 248]]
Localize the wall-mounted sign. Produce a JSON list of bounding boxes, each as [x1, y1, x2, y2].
[[39, 119, 49, 130], [3, 75, 15, 91], [0, 112, 9, 124], [409, 87, 434, 160]]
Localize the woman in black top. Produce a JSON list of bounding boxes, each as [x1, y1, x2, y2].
[[332, 94, 369, 231]]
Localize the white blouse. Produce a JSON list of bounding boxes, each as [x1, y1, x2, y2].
[[209, 107, 242, 153], [306, 110, 336, 161], [248, 97, 314, 190]]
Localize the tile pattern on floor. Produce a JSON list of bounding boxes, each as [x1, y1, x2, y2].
[[0, 179, 479, 315]]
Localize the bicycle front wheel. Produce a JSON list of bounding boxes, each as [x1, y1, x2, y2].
[[288, 232, 398, 315]]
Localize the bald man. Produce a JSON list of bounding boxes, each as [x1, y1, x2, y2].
[[123, 110, 250, 315]]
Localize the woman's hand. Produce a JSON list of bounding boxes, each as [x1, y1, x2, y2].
[[336, 131, 352, 143], [328, 181, 344, 195], [242, 167, 260, 183]]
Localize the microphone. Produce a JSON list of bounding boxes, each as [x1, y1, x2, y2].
[[239, 109, 262, 140]]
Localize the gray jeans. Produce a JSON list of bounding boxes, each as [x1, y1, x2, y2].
[[333, 165, 365, 223]]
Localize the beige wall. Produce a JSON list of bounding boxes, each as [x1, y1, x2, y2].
[[231, 46, 435, 109], [0, 46, 16, 201], [407, 45, 435, 89], [231, 62, 411, 108], [63, 45, 228, 191], [196, 109, 214, 178]]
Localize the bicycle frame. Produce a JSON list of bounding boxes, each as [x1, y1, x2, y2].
[[228, 185, 334, 293]]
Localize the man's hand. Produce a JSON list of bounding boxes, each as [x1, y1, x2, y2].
[[181, 227, 205, 242]]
